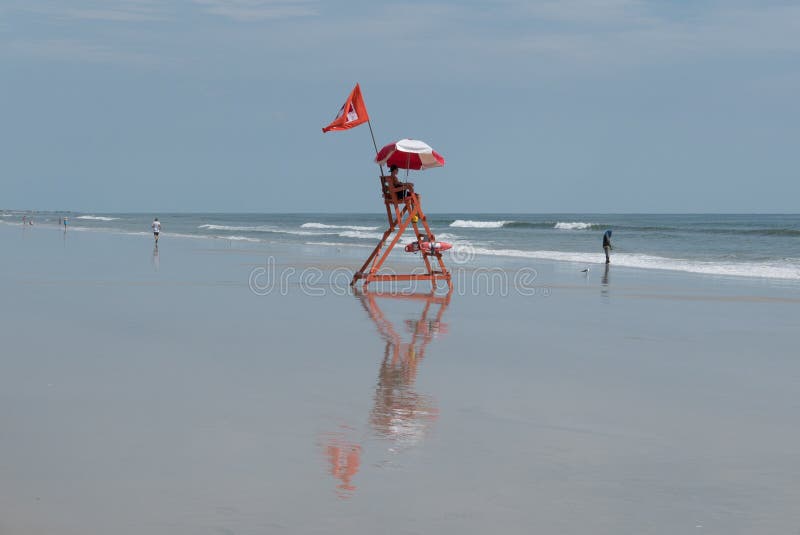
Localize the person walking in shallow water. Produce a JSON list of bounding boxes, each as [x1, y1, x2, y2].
[[603, 229, 613, 264], [152, 217, 161, 244]]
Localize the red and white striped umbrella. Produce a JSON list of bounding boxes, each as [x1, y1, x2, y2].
[[375, 139, 445, 171]]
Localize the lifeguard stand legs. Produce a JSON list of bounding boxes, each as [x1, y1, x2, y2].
[[351, 177, 451, 289]]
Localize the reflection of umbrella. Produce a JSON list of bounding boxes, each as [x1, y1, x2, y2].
[[375, 139, 445, 170]]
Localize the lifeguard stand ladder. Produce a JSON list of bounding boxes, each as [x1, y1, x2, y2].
[[351, 176, 451, 289]]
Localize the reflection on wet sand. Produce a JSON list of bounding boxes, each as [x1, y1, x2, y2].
[[320, 288, 452, 498], [364, 290, 450, 447], [321, 428, 361, 499]]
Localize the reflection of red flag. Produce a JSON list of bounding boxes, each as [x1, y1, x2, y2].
[[322, 84, 369, 133]]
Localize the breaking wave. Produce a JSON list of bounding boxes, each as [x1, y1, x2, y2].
[[222, 235, 261, 242], [449, 220, 604, 231], [198, 224, 326, 236], [450, 220, 511, 228], [462, 247, 800, 280], [76, 215, 120, 221], [554, 222, 597, 230], [301, 222, 380, 231], [199, 224, 264, 231], [338, 230, 386, 240]]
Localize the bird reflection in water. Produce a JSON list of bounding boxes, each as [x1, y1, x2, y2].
[[319, 287, 452, 498]]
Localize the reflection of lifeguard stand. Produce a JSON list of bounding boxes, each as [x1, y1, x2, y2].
[[322, 432, 361, 499], [319, 289, 452, 498], [351, 176, 451, 289], [358, 288, 451, 368], [357, 289, 451, 445]]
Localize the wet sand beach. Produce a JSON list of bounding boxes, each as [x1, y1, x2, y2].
[[1, 224, 799, 534]]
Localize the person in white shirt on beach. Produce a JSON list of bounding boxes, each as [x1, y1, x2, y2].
[[152, 218, 161, 244]]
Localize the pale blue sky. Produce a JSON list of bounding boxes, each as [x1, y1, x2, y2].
[[1, 0, 798, 213]]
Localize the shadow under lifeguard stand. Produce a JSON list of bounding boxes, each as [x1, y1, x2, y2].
[[351, 175, 451, 290]]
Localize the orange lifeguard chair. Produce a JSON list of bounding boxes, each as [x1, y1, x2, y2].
[[352, 138, 452, 289], [351, 174, 450, 288]]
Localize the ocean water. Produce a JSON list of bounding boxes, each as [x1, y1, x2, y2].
[[2, 211, 799, 280]]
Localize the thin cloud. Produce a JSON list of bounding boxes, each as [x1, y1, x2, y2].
[[64, 8, 165, 22], [518, 0, 652, 25], [6, 39, 153, 64], [193, 0, 318, 21], [10, 0, 167, 23], [480, 1, 800, 67]]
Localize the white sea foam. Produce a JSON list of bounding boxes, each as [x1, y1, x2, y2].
[[301, 222, 380, 231], [280, 229, 331, 236], [462, 246, 800, 280], [68, 227, 208, 241], [336, 230, 426, 245], [434, 233, 461, 241], [450, 220, 509, 228], [76, 215, 120, 221], [198, 224, 328, 236], [69, 221, 455, 245], [304, 241, 373, 249], [199, 224, 261, 231], [554, 222, 594, 230], [338, 230, 386, 240], [222, 235, 261, 242]]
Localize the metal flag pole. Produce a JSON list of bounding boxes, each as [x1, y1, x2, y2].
[[367, 119, 385, 177]]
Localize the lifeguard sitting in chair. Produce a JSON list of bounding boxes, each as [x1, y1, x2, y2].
[[383, 164, 414, 202]]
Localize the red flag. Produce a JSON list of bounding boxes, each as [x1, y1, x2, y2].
[[322, 84, 369, 133]]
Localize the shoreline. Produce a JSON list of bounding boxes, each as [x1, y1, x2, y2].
[[2, 219, 799, 286]]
